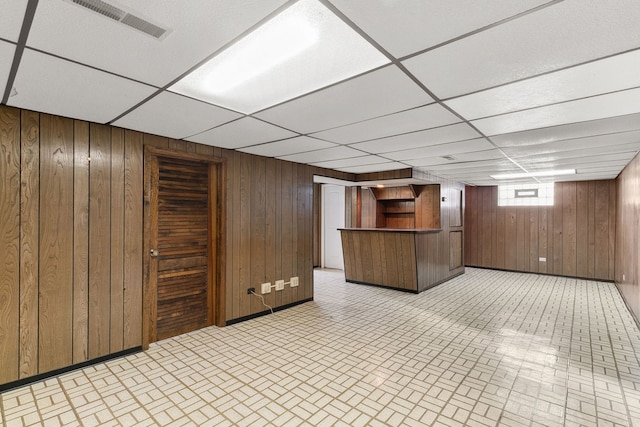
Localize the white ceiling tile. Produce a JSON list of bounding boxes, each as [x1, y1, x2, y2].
[[427, 163, 519, 175], [553, 166, 626, 180], [415, 158, 516, 171], [491, 113, 640, 147], [310, 155, 391, 168], [449, 170, 513, 179], [556, 173, 619, 181], [278, 145, 365, 163], [573, 160, 632, 169], [404, 0, 640, 98], [519, 152, 634, 169], [424, 162, 521, 184], [461, 179, 505, 186], [310, 103, 460, 144], [238, 136, 335, 157], [0, 41, 15, 92], [446, 49, 640, 120], [578, 165, 630, 173], [27, 0, 289, 86], [472, 88, 640, 136], [350, 123, 480, 154], [337, 162, 407, 174], [514, 145, 640, 164], [112, 91, 241, 139], [454, 149, 506, 162], [0, 0, 28, 42], [404, 149, 505, 167], [254, 65, 433, 133], [540, 172, 618, 182], [401, 158, 449, 168], [186, 117, 297, 149], [503, 131, 640, 158], [8, 49, 156, 124], [330, 0, 551, 58], [385, 139, 495, 161]]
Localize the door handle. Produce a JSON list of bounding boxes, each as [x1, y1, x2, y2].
[[150, 249, 159, 257]]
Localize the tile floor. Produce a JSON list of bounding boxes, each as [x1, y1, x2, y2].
[[3, 268, 640, 426]]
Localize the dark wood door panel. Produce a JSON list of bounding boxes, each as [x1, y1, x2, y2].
[[153, 157, 211, 341]]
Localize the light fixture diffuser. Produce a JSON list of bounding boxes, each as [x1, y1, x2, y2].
[[200, 15, 318, 94], [169, 0, 389, 113], [490, 169, 576, 180]]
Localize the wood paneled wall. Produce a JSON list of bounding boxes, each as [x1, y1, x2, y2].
[[360, 188, 378, 228], [616, 152, 640, 321], [415, 185, 441, 229], [353, 185, 441, 229], [0, 107, 144, 384], [465, 181, 616, 281], [0, 105, 344, 386]]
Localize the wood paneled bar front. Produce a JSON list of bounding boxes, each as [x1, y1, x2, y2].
[[340, 228, 453, 293]]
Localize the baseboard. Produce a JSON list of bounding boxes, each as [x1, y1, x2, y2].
[[226, 298, 314, 325], [345, 280, 419, 294], [465, 265, 615, 283], [0, 347, 142, 393]]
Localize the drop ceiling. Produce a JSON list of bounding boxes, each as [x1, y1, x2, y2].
[[2, 0, 639, 185]]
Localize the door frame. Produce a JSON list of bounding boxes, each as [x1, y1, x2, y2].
[[142, 146, 226, 349]]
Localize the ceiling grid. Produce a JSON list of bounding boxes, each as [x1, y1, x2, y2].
[[1, 0, 639, 184]]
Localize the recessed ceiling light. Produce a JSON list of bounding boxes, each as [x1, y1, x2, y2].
[[169, 0, 389, 113], [490, 169, 576, 180]]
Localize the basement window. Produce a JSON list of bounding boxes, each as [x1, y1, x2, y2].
[[498, 183, 554, 206]]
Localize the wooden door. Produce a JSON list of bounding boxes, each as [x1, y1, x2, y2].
[[144, 148, 225, 345]]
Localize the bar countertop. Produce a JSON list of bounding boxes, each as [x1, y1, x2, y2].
[[338, 228, 442, 233]]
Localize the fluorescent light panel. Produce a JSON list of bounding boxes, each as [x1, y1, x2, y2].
[[490, 169, 576, 180], [169, 0, 389, 113]]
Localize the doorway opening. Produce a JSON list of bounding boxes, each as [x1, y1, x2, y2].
[[320, 184, 345, 270]]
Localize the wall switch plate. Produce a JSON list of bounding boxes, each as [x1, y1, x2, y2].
[[539, 257, 546, 262], [275, 280, 285, 291], [290, 277, 299, 287], [623, 274, 626, 281], [261, 282, 271, 294]]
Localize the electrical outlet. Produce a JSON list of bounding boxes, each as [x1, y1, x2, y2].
[[623, 274, 626, 281], [247, 287, 255, 295], [290, 276, 299, 287], [261, 282, 271, 294], [275, 280, 285, 291], [539, 257, 546, 262]]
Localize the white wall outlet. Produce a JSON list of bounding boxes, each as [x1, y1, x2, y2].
[[290, 276, 299, 287], [275, 280, 285, 291], [623, 274, 626, 281], [261, 282, 271, 294], [539, 257, 546, 262]]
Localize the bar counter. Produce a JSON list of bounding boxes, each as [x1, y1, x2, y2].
[[339, 228, 462, 293]]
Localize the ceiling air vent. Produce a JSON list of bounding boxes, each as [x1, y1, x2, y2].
[[64, 0, 171, 40]]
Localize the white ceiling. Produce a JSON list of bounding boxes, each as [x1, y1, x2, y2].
[[2, 0, 639, 185]]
